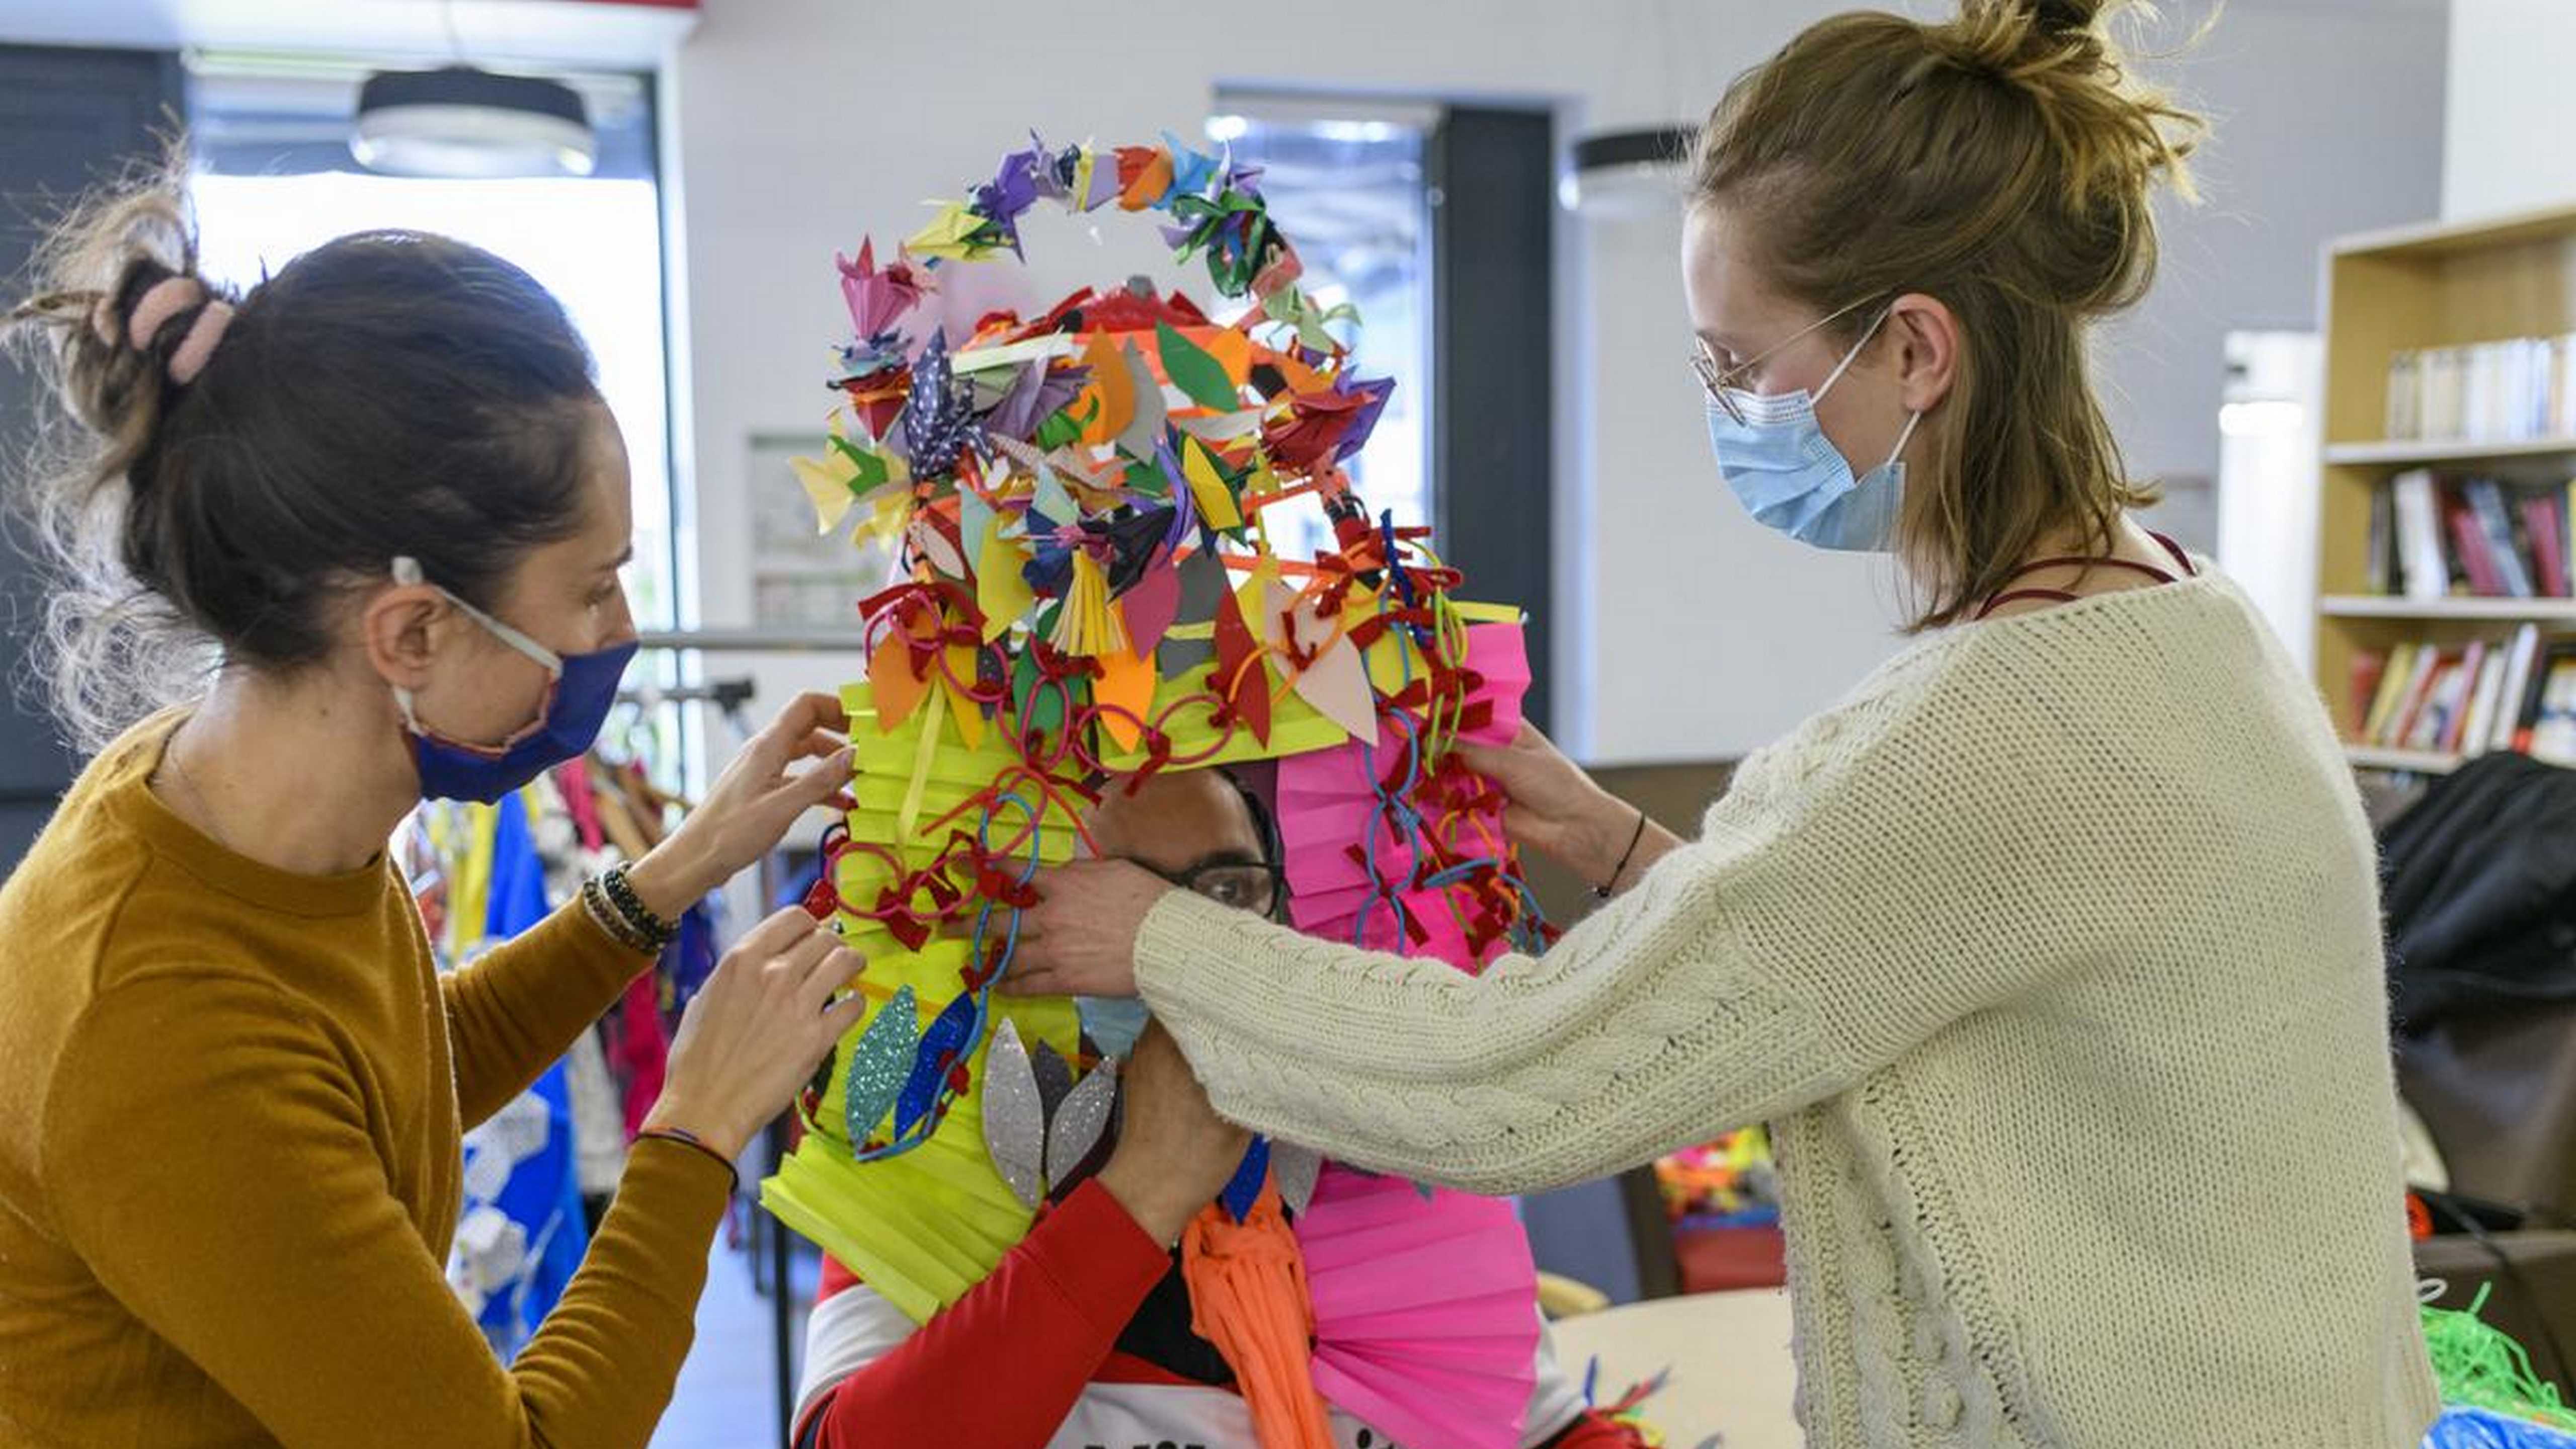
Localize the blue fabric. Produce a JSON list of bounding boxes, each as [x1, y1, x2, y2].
[[2425, 1408, 2576, 1447], [463, 791, 592, 1357]]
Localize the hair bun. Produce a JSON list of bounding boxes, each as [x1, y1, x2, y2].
[[2030, 0, 2107, 37], [1929, 0, 2202, 215]]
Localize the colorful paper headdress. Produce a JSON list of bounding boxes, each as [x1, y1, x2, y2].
[[761, 132, 1552, 1447]]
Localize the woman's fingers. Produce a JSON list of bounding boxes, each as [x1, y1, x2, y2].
[[739, 904, 826, 961], [737, 749, 855, 836], [796, 944, 866, 1010], [772, 921, 841, 977], [817, 991, 870, 1042], [765, 690, 852, 743], [784, 728, 848, 764]]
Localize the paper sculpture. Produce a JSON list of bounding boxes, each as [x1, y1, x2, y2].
[[760, 132, 1555, 1444]]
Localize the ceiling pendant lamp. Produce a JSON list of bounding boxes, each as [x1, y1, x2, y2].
[[1559, 125, 1698, 218], [351, 65, 597, 179]]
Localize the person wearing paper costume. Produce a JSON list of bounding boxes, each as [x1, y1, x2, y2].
[[1010, 4, 2441, 1445], [761, 115, 1607, 1449], [793, 767, 1643, 1449], [0, 178, 884, 1447]]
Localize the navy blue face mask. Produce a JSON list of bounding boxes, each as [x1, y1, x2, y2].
[[390, 555, 637, 804]]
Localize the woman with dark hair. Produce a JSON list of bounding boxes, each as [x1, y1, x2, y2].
[[0, 179, 864, 1447]]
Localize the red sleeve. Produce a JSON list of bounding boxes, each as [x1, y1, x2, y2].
[[1545, 1410, 1655, 1448], [803, 1180, 1173, 1449]]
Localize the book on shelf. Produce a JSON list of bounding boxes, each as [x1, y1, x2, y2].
[[2375, 470, 2576, 601], [2527, 642, 2576, 765], [2525, 493, 2570, 597], [2459, 643, 2508, 755], [2352, 623, 2551, 763], [2392, 470, 2449, 601], [2366, 486, 2395, 596], [2495, 624, 2544, 752], [2386, 333, 2576, 444], [2465, 480, 2535, 597]]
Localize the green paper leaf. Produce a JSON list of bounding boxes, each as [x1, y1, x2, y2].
[[829, 433, 889, 491], [1156, 321, 1241, 413], [1036, 406, 1086, 451], [1123, 457, 1172, 498], [1009, 619, 1078, 744]]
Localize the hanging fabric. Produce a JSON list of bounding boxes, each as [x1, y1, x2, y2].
[[446, 792, 593, 1357]]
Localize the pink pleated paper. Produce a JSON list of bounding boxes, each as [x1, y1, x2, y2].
[[1293, 1163, 1540, 1449], [1278, 621, 1530, 964]]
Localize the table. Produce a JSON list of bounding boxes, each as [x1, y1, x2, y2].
[[1545, 1290, 1801, 1449]]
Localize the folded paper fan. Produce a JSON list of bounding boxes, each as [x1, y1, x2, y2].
[[1293, 1164, 1541, 1449]]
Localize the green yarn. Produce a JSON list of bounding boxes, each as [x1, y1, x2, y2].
[[2425, 1284, 2576, 1431]]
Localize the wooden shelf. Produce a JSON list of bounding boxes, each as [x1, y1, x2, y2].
[[2316, 205, 2576, 751], [2330, 200, 2576, 261], [2320, 596, 2576, 621], [2322, 437, 2576, 466], [2345, 746, 2464, 774]]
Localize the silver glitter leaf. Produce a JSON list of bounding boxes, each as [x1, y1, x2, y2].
[[842, 985, 920, 1149], [1044, 1060, 1117, 1189], [982, 1019, 1046, 1210], [1029, 1039, 1075, 1120], [1270, 1141, 1325, 1218]]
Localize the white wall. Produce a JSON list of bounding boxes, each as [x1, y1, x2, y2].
[[2444, 0, 2576, 219], [2103, 5, 2447, 500], [667, 0, 2449, 764]]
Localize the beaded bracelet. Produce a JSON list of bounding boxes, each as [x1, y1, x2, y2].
[[579, 876, 647, 951], [635, 1125, 740, 1190], [582, 872, 672, 954], [597, 864, 679, 950]]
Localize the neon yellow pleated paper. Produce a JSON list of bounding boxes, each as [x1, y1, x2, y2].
[[758, 681, 1091, 1324]]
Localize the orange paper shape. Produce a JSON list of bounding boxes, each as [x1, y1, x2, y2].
[[1117, 146, 1175, 211], [1093, 646, 1155, 752], [1083, 330, 1135, 444], [867, 632, 928, 734], [943, 642, 987, 749]]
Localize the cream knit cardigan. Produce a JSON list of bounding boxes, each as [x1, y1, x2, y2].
[[1135, 570, 2441, 1446]]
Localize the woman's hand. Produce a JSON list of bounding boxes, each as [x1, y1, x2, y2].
[[1457, 722, 1653, 887], [642, 906, 870, 1161], [625, 692, 855, 919], [1095, 1022, 1252, 1245], [998, 859, 1175, 1000]]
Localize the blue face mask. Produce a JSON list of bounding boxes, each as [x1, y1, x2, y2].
[[390, 555, 637, 804], [1706, 306, 1922, 554], [1078, 995, 1152, 1060]]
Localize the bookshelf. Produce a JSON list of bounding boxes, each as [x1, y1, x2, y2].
[[2316, 201, 2576, 771], [2344, 746, 2465, 776], [2320, 596, 2576, 622], [2322, 437, 2576, 466]]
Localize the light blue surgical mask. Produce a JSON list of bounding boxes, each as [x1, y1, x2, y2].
[[1703, 305, 1922, 554], [1078, 995, 1152, 1060]]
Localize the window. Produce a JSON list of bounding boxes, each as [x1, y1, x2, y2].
[[185, 59, 679, 640], [1208, 98, 1438, 563]]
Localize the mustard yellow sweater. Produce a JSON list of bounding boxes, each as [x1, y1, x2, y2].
[[0, 715, 730, 1447]]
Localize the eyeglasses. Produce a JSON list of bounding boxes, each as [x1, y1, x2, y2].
[[1689, 295, 1884, 426], [1144, 859, 1284, 919]]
